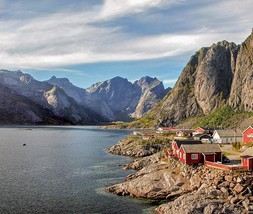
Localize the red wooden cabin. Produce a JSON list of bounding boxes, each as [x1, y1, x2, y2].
[[171, 140, 202, 158], [243, 126, 253, 143], [179, 144, 222, 165], [192, 127, 206, 136], [192, 127, 215, 136], [240, 147, 253, 170]]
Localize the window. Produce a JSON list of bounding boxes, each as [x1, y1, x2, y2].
[[191, 154, 198, 160]]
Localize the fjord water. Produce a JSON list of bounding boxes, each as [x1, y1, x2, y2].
[[0, 126, 153, 214]]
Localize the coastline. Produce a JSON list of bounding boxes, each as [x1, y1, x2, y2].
[[107, 134, 253, 213]]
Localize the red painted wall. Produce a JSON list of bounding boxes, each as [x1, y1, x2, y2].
[[172, 142, 179, 158], [205, 155, 215, 162], [242, 157, 248, 167], [249, 159, 253, 170], [216, 152, 222, 162], [185, 153, 202, 164], [179, 147, 222, 165], [243, 127, 253, 143], [179, 147, 185, 163]]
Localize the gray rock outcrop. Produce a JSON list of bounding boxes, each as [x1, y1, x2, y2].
[[148, 30, 253, 127], [107, 153, 253, 213]]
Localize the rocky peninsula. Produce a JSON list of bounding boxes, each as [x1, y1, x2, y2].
[[107, 134, 253, 213]]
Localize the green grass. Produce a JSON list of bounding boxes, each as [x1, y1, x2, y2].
[[112, 103, 253, 130], [126, 112, 158, 128], [47, 86, 57, 94], [222, 151, 233, 156], [191, 105, 253, 129], [196, 105, 235, 128]]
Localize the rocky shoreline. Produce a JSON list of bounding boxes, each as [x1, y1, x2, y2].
[[107, 136, 253, 213]]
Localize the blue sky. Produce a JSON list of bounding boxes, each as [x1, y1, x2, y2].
[[0, 0, 252, 89]]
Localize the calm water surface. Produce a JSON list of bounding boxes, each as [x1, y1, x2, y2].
[[0, 126, 155, 214]]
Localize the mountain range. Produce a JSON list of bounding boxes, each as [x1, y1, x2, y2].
[[0, 70, 169, 125], [131, 30, 253, 129], [1, 30, 253, 127]]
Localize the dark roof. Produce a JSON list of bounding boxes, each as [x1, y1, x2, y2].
[[194, 133, 212, 138], [173, 140, 202, 148], [195, 127, 216, 131], [201, 127, 216, 131], [202, 152, 217, 155], [240, 147, 253, 157], [177, 130, 192, 133], [241, 155, 253, 159], [181, 144, 221, 153], [214, 130, 242, 138]]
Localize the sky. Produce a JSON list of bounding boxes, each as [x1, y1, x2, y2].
[[0, 0, 252, 89]]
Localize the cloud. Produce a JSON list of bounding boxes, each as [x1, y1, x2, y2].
[[98, 0, 182, 20], [24, 67, 88, 75], [0, 1, 252, 70], [0, 27, 201, 68], [163, 79, 178, 85]]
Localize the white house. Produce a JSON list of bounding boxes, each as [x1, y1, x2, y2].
[[212, 130, 242, 144]]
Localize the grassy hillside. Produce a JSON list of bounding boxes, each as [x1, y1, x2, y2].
[[113, 105, 253, 130], [179, 105, 253, 129]]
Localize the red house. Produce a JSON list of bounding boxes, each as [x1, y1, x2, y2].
[[192, 127, 215, 136], [192, 127, 206, 136], [179, 144, 222, 165], [243, 126, 253, 143], [142, 134, 154, 140], [171, 140, 202, 158], [176, 130, 193, 137], [240, 147, 253, 170]]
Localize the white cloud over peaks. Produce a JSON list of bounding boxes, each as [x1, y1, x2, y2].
[[99, 0, 180, 19], [163, 79, 178, 86], [0, 0, 252, 70]]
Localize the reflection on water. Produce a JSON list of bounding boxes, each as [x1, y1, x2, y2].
[[0, 126, 155, 214]]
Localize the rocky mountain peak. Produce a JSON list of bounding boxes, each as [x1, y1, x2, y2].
[[48, 76, 72, 86], [84, 76, 167, 121], [140, 30, 253, 128], [110, 76, 127, 82], [137, 76, 157, 85], [216, 40, 238, 50]]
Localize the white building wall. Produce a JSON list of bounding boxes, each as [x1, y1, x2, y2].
[[212, 132, 221, 144]]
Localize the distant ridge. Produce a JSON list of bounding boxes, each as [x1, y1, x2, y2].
[[49, 75, 170, 122], [0, 69, 168, 124]]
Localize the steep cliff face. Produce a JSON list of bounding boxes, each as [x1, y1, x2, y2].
[[194, 41, 238, 114], [152, 31, 253, 127], [229, 32, 253, 111]]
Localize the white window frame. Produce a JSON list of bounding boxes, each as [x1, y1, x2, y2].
[[191, 154, 198, 160]]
